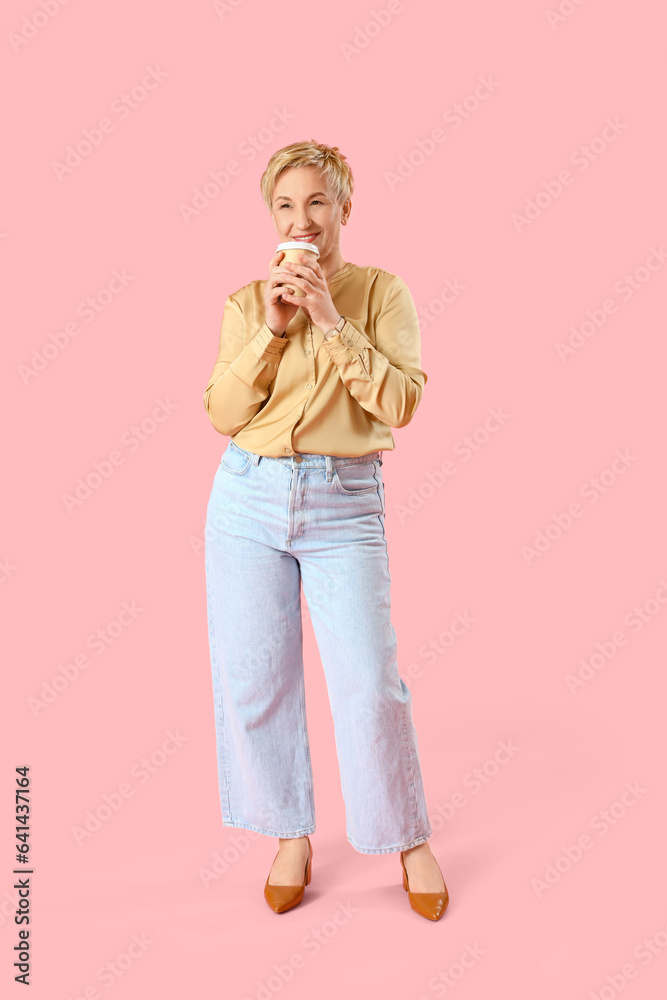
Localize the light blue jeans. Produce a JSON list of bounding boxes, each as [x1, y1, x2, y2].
[[204, 440, 433, 854]]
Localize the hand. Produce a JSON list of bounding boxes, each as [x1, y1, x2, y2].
[[273, 253, 341, 331], [264, 250, 300, 335]]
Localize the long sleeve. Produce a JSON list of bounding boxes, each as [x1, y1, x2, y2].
[[203, 293, 288, 436], [321, 275, 428, 428]]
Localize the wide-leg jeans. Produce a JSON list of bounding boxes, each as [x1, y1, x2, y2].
[[204, 439, 433, 854]]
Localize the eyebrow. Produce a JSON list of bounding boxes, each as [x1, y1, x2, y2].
[[274, 191, 329, 202]]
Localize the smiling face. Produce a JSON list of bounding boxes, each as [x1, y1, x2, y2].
[[270, 165, 351, 272]]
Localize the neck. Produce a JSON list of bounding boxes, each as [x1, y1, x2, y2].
[[319, 249, 346, 283]]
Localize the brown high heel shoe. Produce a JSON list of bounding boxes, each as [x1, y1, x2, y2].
[[264, 836, 313, 913], [400, 850, 449, 921]]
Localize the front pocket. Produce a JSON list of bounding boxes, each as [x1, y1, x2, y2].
[[333, 460, 380, 496], [220, 441, 253, 476]]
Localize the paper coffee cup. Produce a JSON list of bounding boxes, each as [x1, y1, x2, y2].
[[276, 240, 320, 298]]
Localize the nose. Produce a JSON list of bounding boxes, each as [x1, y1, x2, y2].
[[293, 208, 312, 232]]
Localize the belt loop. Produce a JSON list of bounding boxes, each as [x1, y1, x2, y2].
[[326, 455, 333, 482], [253, 452, 261, 465]]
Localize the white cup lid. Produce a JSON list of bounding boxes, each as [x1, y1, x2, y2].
[[276, 240, 320, 255]]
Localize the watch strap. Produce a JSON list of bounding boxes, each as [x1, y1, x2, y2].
[[324, 315, 345, 338]]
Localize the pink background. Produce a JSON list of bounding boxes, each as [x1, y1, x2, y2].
[[3, 1, 666, 997]]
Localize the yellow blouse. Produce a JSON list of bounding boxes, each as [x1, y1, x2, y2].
[[203, 262, 428, 457]]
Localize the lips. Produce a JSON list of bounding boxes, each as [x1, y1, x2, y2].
[[292, 233, 319, 242]]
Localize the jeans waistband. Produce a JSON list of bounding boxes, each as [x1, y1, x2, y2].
[[231, 442, 382, 471]]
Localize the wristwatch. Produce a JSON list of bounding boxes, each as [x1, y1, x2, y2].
[[323, 315, 345, 340]]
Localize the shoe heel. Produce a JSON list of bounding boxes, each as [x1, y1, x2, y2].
[[305, 838, 313, 886]]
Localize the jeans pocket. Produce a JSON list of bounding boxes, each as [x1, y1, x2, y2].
[[220, 440, 253, 476], [333, 459, 380, 497]]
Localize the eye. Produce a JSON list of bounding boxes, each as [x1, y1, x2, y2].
[[277, 200, 322, 208]]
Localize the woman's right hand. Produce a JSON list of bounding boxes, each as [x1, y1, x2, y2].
[[264, 250, 300, 336]]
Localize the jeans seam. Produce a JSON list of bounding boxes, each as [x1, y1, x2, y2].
[[372, 460, 385, 522], [221, 819, 316, 838], [401, 699, 421, 837], [299, 647, 316, 830], [205, 528, 233, 824], [346, 832, 431, 854]]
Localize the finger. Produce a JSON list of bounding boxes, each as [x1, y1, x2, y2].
[[298, 254, 319, 269], [272, 277, 299, 295], [272, 270, 299, 287], [281, 259, 310, 275], [279, 270, 309, 286], [281, 264, 314, 280]]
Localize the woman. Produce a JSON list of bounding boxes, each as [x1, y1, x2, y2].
[[203, 140, 449, 921]]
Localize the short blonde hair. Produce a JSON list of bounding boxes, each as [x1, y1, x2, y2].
[[260, 140, 354, 211]]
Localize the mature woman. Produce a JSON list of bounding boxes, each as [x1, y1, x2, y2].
[[203, 140, 448, 921]]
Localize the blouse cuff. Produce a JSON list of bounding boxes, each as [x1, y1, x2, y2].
[[321, 320, 373, 364], [251, 323, 288, 362]]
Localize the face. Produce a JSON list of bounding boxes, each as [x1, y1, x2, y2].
[[270, 165, 351, 265]]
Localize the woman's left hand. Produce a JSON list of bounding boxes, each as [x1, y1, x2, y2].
[[275, 254, 341, 331]]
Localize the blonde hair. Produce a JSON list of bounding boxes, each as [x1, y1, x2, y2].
[[260, 140, 354, 211]]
